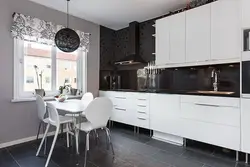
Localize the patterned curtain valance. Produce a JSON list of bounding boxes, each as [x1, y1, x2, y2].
[[11, 13, 90, 51]]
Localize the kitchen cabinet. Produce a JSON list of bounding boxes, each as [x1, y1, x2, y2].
[[99, 91, 150, 129], [242, 0, 250, 28], [155, 17, 170, 66], [186, 4, 211, 62], [241, 98, 250, 153], [99, 91, 135, 126], [149, 94, 182, 137], [180, 95, 241, 150], [211, 0, 241, 61], [169, 12, 186, 64]]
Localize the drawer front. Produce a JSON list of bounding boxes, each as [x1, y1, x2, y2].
[[136, 104, 149, 114], [137, 112, 149, 119], [136, 117, 149, 129], [181, 118, 240, 150], [136, 98, 149, 106], [181, 95, 240, 108], [180, 103, 240, 127]]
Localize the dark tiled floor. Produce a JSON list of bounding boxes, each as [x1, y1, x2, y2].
[[1, 127, 250, 167]]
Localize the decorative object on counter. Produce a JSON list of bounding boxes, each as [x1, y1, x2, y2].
[[55, 0, 80, 53], [243, 29, 250, 51], [59, 79, 71, 94], [54, 94, 68, 102], [34, 65, 45, 97], [146, 61, 165, 91], [70, 88, 78, 96], [211, 68, 220, 91]]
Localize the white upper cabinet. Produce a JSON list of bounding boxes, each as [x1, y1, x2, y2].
[[242, 0, 250, 28], [169, 12, 186, 64], [156, 17, 170, 66], [186, 4, 211, 63], [211, 0, 241, 60]]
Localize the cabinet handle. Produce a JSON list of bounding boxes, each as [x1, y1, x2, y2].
[[115, 107, 126, 111], [137, 105, 147, 107], [137, 111, 146, 114], [115, 97, 126, 99], [138, 98, 147, 101], [195, 103, 220, 107], [138, 117, 147, 120]]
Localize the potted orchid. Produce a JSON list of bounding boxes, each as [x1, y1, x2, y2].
[[34, 65, 45, 97]]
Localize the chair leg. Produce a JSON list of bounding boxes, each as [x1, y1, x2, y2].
[[105, 128, 114, 155], [43, 123, 47, 155], [36, 123, 50, 156], [45, 127, 60, 167], [84, 132, 90, 167], [75, 129, 79, 154], [36, 121, 42, 141], [66, 123, 70, 148]]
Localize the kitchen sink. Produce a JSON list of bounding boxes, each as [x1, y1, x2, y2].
[[188, 90, 235, 95]]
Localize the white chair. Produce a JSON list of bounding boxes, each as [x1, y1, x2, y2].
[[75, 97, 114, 167], [81, 92, 94, 106], [36, 102, 73, 167], [36, 95, 48, 138], [36, 95, 50, 154], [65, 92, 94, 117]]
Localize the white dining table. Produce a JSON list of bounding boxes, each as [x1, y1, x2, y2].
[[47, 99, 86, 114], [46, 99, 86, 154]]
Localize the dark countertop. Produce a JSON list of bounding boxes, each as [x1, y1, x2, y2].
[[99, 89, 240, 98]]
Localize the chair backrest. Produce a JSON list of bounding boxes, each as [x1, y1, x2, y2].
[[85, 97, 113, 129], [46, 103, 60, 126], [81, 92, 94, 106], [36, 95, 46, 121]]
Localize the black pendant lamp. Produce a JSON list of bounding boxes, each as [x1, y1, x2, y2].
[[55, 0, 80, 53]]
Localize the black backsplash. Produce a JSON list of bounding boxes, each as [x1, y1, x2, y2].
[[160, 63, 240, 93]]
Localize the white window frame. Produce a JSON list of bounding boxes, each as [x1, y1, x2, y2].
[[13, 39, 87, 100]]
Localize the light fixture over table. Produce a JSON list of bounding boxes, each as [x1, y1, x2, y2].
[[55, 0, 80, 53]]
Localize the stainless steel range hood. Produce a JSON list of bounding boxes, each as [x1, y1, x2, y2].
[[114, 22, 146, 66]]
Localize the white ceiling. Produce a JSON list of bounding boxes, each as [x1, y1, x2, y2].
[[28, 0, 188, 30]]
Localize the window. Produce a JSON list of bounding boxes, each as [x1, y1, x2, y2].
[[26, 76, 34, 84], [14, 39, 87, 99]]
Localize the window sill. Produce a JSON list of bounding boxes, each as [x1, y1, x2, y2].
[[11, 95, 82, 103]]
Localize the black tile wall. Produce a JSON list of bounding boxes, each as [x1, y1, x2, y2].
[[100, 26, 116, 70], [160, 63, 240, 94]]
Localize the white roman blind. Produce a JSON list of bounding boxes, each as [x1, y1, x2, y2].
[[11, 12, 90, 51]]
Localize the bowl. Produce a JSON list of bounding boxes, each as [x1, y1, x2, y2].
[[54, 95, 68, 102]]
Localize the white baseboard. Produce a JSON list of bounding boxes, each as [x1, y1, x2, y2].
[[0, 129, 67, 149], [152, 131, 183, 146]]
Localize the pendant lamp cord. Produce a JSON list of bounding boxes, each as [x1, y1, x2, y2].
[[67, 0, 70, 28]]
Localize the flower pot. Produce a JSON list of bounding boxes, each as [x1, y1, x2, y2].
[[35, 89, 45, 97], [71, 88, 78, 96]]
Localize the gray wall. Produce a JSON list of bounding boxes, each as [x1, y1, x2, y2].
[[0, 0, 100, 144]]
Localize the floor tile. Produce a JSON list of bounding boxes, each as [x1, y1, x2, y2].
[[0, 149, 19, 167], [2, 127, 243, 167], [8, 142, 59, 167], [146, 139, 185, 155], [153, 150, 204, 167], [181, 149, 236, 167]]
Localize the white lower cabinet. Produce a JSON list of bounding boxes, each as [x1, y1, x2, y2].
[[241, 98, 250, 153], [149, 94, 182, 137], [99, 91, 150, 128], [180, 95, 241, 150], [100, 91, 241, 151]]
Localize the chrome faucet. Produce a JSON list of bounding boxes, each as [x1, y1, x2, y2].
[[211, 69, 219, 91]]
